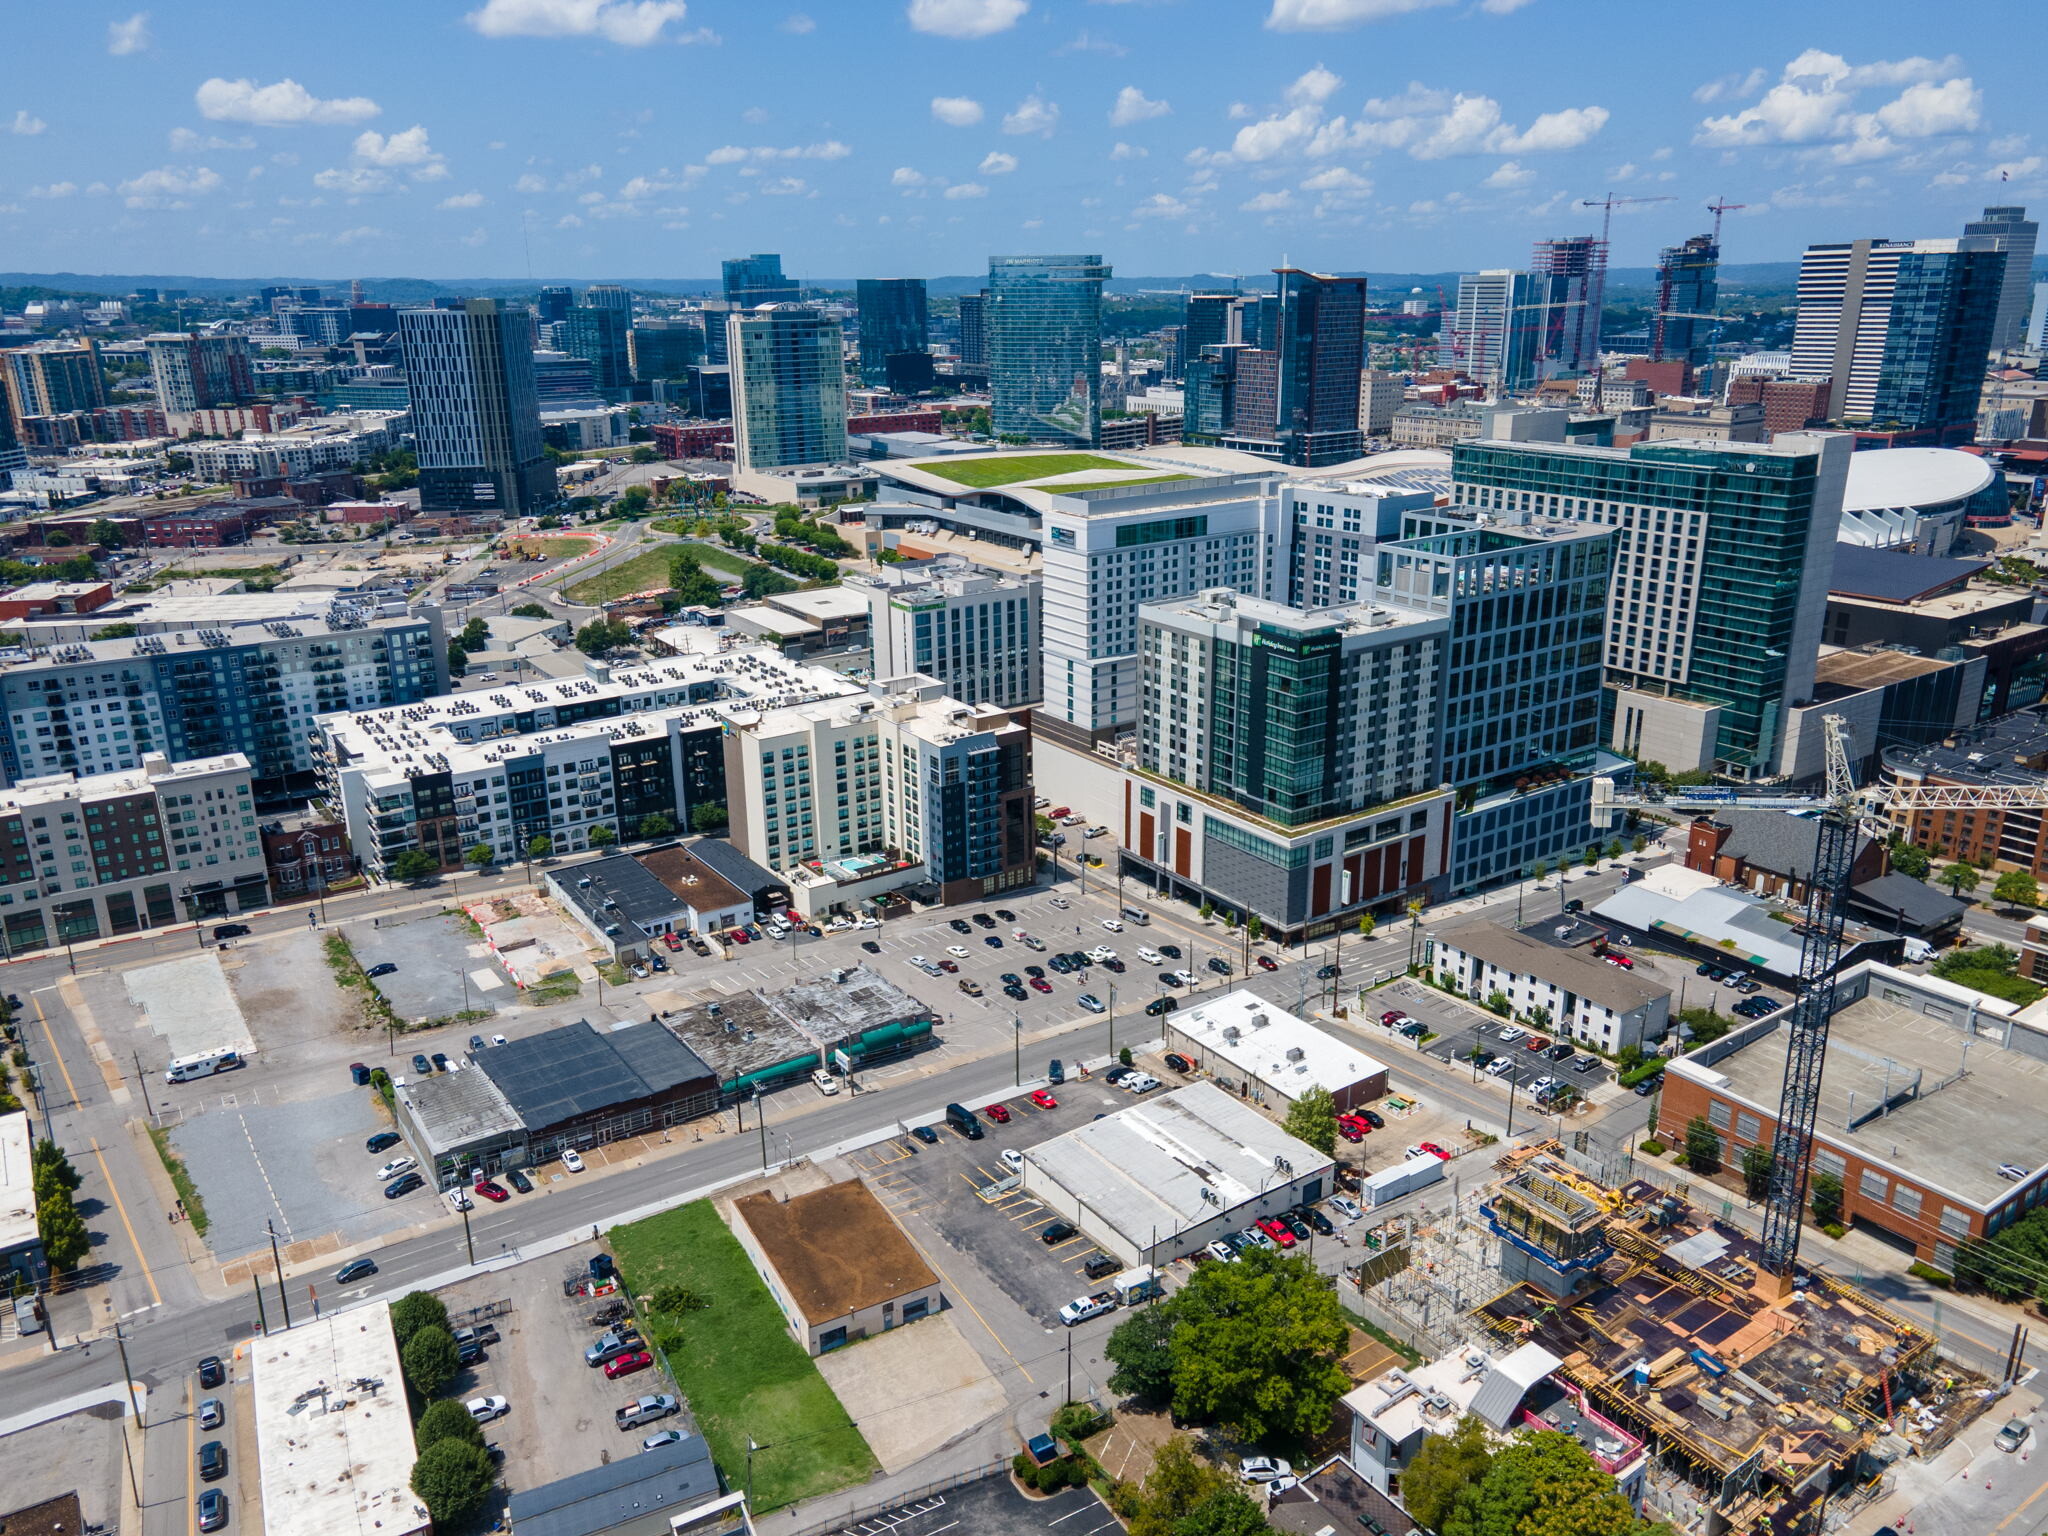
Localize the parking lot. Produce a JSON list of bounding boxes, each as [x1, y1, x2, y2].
[[434, 1240, 691, 1498], [346, 907, 512, 1024], [819, 1470, 1115, 1536]]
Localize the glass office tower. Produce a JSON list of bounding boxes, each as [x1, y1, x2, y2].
[[856, 278, 930, 390], [728, 304, 848, 470], [398, 298, 556, 518], [987, 254, 1110, 447], [1654, 233, 1720, 368], [722, 254, 799, 307], [558, 301, 633, 394]]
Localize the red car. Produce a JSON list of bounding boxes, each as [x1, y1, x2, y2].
[[1418, 1142, 1451, 1161], [985, 1102, 1013, 1123], [1049, 806, 1071, 818], [1604, 952, 1634, 969], [1258, 1216, 1297, 1248], [472, 1177, 510, 1203], [939, 959, 960, 973], [1256, 955, 1279, 972], [1029, 1090, 1058, 1109], [1029, 976, 1052, 993], [1336, 1115, 1369, 1143], [729, 929, 751, 945], [661, 933, 683, 952], [1381, 1010, 1408, 1026], [603, 1350, 653, 1379], [1525, 1036, 1550, 1052]]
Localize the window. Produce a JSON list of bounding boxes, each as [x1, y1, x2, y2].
[[1707, 1101, 1731, 1130], [1891, 1185, 1922, 1219], [1859, 1169, 1888, 1202]]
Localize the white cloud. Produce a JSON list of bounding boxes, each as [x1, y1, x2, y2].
[[1696, 51, 1980, 157], [943, 180, 988, 198], [704, 141, 850, 162], [514, 172, 550, 193], [1055, 29, 1126, 56], [780, 11, 814, 30], [330, 224, 386, 243], [1240, 189, 1292, 211], [107, 12, 150, 53], [1002, 94, 1059, 136], [1490, 104, 1608, 154], [313, 166, 392, 194], [29, 182, 77, 198], [979, 150, 1018, 173], [352, 125, 441, 168], [891, 166, 927, 186], [759, 176, 809, 195], [1300, 165, 1369, 191], [1109, 86, 1169, 126], [931, 96, 984, 126], [1478, 0, 1536, 10], [1229, 106, 1320, 162], [117, 164, 223, 206], [741, 106, 769, 124], [1483, 159, 1534, 187], [196, 77, 379, 126], [466, 0, 695, 45], [906, 0, 1027, 37], [9, 109, 47, 136], [440, 190, 488, 207], [1133, 191, 1192, 218], [169, 128, 255, 151], [462, 226, 490, 245], [1692, 65, 1767, 104], [1265, 0, 1448, 29], [1363, 81, 1448, 116], [1286, 66, 1343, 106], [1986, 157, 2043, 183], [1110, 141, 1147, 160]]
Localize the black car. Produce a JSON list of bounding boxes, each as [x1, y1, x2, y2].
[[1563, 899, 1583, 913], [1103, 1065, 1134, 1084], [1004, 985, 1028, 1000], [1145, 997, 1178, 1016], [212, 923, 250, 941], [470, 1034, 487, 1052], [1157, 944, 1180, 958], [1041, 1221, 1078, 1244], [1101, 957, 1125, 972], [1207, 957, 1232, 974], [1632, 1074, 1663, 1097], [1024, 964, 1045, 978], [949, 919, 973, 934], [198, 1355, 226, 1389], [197, 1489, 228, 1533], [1695, 962, 1718, 977], [1299, 1205, 1335, 1236], [1545, 1041, 1575, 1061], [994, 909, 1016, 921], [199, 1440, 228, 1480], [984, 936, 1004, 948], [384, 1172, 425, 1199], [1048, 954, 1073, 973], [430, 1052, 451, 1073], [861, 940, 882, 954], [1163, 1052, 1192, 1072], [335, 1258, 378, 1284], [1360, 1109, 1385, 1129], [366, 1130, 401, 1154], [972, 913, 996, 928], [412, 1054, 433, 1075], [1281, 1212, 1313, 1242], [507, 1167, 533, 1193], [1316, 964, 1341, 980], [1000, 973, 1022, 986], [367, 961, 398, 977], [1083, 1253, 1121, 1279], [910, 1125, 940, 1145]]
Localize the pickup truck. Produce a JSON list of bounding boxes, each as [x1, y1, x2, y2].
[[585, 1329, 644, 1366], [1059, 1291, 1118, 1327], [616, 1394, 680, 1430], [452, 1323, 500, 1350]]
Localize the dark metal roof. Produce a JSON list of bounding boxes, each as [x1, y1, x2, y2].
[[555, 852, 686, 930], [476, 1018, 713, 1130], [1827, 545, 1988, 604], [507, 1433, 721, 1536], [685, 836, 786, 899], [1847, 873, 1969, 931], [1699, 807, 1874, 882]]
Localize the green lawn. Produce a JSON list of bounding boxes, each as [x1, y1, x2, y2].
[[914, 452, 1147, 487], [609, 1202, 877, 1511], [672, 541, 756, 577], [566, 540, 760, 604]]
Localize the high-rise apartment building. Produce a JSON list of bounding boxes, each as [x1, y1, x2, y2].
[[856, 279, 930, 391], [1359, 369, 1402, 439], [1217, 268, 1368, 466], [1653, 233, 1720, 367], [722, 254, 799, 308], [537, 285, 574, 325], [849, 555, 1040, 709], [1964, 205, 2038, 351], [400, 299, 556, 518], [1790, 238, 2005, 439], [1452, 417, 1850, 776], [955, 291, 987, 369], [1529, 234, 1605, 379], [146, 332, 254, 414], [582, 283, 632, 314], [2, 343, 107, 436], [987, 254, 1110, 447], [1441, 271, 1539, 394], [727, 304, 848, 470], [558, 299, 633, 393]]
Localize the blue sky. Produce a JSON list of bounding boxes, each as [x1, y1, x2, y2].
[[2, 0, 2043, 282]]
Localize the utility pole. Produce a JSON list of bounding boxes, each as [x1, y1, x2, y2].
[[460, 1197, 475, 1265], [251, 1269, 268, 1334], [756, 1089, 769, 1170], [109, 1304, 144, 1429], [1012, 1013, 1021, 1087], [132, 1051, 155, 1122], [267, 1219, 292, 1330], [1107, 984, 1116, 1062]]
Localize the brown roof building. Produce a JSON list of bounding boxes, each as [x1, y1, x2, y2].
[[731, 1179, 942, 1354]]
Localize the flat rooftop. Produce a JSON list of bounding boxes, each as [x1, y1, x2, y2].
[[1815, 647, 1963, 695], [250, 1309, 426, 1536], [1436, 920, 1666, 1013], [734, 1178, 938, 1324], [0, 1109, 35, 1256], [393, 1060, 521, 1158], [1165, 991, 1387, 1094], [476, 1018, 713, 1129], [636, 843, 751, 915], [508, 1433, 731, 1536], [1670, 987, 2048, 1208], [1342, 1341, 1560, 1444], [554, 851, 687, 929], [1024, 1080, 1334, 1239], [666, 990, 821, 1082]]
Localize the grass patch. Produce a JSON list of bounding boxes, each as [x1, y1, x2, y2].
[[527, 971, 582, 1004], [672, 541, 756, 577], [565, 548, 680, 605], [913, 452, 1145, 488], [146, 1124, 210, 1236], [610, 1201, 876, 1510], [522, 537, 596, 557], [1339, 1304, 1424, 1368]]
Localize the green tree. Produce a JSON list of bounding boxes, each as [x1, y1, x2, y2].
[[1400, 1412, 1494, 1533], [1741, 1145, 1774, 1200], [1890, 844, 1931, 880], [667, 552, 725, 607], [415, 1397, 486, 1452], [459, 616, 489, 650], [1167, 1247, 1349, 1443], [1484, 990, 1512, 1016], [588, 824, 618, 849], [31, 1140, 82, 1196], [409, 1439, 497, 1525], [43, 530, 70, 547], [389, 1290, 451, 1348], [740, 563, 798, 600], [574, 618, 633, 656], [1810, 1170, 1845, 1229], [1128, 1438, 1231, 1536], [87, 518, 126, 549], [401, 1324, 461, 1397], [650, 1283, 709, 1314], [1994, 870, 2041, 911], [1247, 915, 1264, 943], [511, 602, 550, 618], [1104, 1303, 1178, 1403], [616, 484, 653, 518], [37, 1192, 89, 1272], [1283, 1084, 1339, 1157], [1357, 912, 1376, 940], [89, 622, 138, 641], [1631, 834, 1649, 854], [1939, 862, 1982, 899], [389, 849, 440, 883], [526, 835, 553, 862], [1175, 1491, 1270, 1536], [691, 802, 729, 833], [636, 811, 676, 839], [1684, 1116, 1722, 1174], [1605, 839, 1624, 859], [630, 445, 660, 464], [1437, 1430, 1653, 1536], [465, 843, 495, 871]]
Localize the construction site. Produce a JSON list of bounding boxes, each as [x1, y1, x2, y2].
[[1347, 1144, 2000, 1536]]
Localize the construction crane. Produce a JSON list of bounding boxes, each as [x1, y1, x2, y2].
[[1708, 198, 1748, 246], [1754, 717, 2048, 1281], [1578, 192, 1677, 252]]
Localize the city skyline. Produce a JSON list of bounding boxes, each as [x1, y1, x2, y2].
[[2, 0, 2043, 280]]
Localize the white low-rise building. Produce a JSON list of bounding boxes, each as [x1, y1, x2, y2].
[[1161, 990, 1389, 1113], [1429, 920, 1670, 1053]]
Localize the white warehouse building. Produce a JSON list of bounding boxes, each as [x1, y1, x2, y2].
[[1019, 1080, 1335, 1267], [1161, 990, 1390, 1114]]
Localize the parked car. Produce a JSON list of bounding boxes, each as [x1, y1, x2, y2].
[[973, 913, 997, 928], [1337, 1115, 1369, 1142], [1041, 1221, 1078, 1244], [1029, 977, 1052, 993], [1146, 997, 1179, 1016], [1256, 955, 1279, 971], [861, 940, 882, 954], [199, 1398, 224, 1430], [586, 1330, 645, 1366], [430, 1052, 451, 1073], [561, 1149, 586, 1172], [473, 1177, 510, 1203], [1572, 1054, 1602, 1073], [1997, 1417, 2030, 1452], [958, 978, 983, 997], [1240, 1225, 1277, 1252], [604, 1350, 654, 1380], [212, 924, 250, 941], [1381, 1010, 1409, 1026], [366, 1131, 402, 1154], [384, 1172, 425, 1199], [1029, 1089, 1059, 1109], [1329, 1195, 1364, 1223], [910, 1125, 939, 1145], [1240, 1457, 1294, 1485], [467, 1395, 510, 1423], [507, 1167, 534, 1193], [1001, 1149, 1025, 1172], [1059, 1292, 1118, 1326], [1083, 1253, 1121, 1279], [349, 1061, 372, 1086], [615, 1395, 679, 1430], [984, 1102, 1012, 1124], [1497, 1025, 1527, 1044], [1545, 1042, 1575, 1060], [197, 1490, 228, 1532], [1078, 993, 1105, 1013], [643, 1429, 688, 1451], [1207, 957, 1232, 975], [1359, 1108, 1385, 1129], [335, 1258, 378, 1284], [1163, 1052, 1192, 1073], [376, 1156, 418, 1181], [1417, 1142, 1451, 1160], [198, 1356, 226, 1389], [1204, 1240, 1238, 1264], [1633, 1074, 1664, 1097], [949, 919, 973, 934], [1124, 1073, 1161, 1093], [368, 961, 398, 977], [1257, 1216, 1297, 1248]]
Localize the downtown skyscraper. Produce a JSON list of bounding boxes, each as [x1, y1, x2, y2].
[[1963, 206, 2038, 352], [722, 253, 800, 307], [855, 278, 931, 391], [728, 304, 848, 470], [398, 298, 556, 518], [1217, 268, 1368, 466], [987, 254, 1110, 448]]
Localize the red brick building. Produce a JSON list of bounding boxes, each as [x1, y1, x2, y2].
[[0, 582, 115, 621], [261, 821, 356, 900], [1727, 375, 1832, 437], [1685, 808, 1886, 903], [652, 422, 736, 458]]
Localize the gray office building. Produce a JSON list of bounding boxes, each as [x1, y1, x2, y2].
[[1964, 205, 2038, 352], [399, 299, 557, 518], [987, 254, 1110, 447], [722, 253, 799, 307], [728, 305, 848, 470]]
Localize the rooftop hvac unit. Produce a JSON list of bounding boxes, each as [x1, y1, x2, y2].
[[1249, 1012, 1269, 1029], [1222, 1025, 1241, 1044], [1285, 1046, 1304, 1062]]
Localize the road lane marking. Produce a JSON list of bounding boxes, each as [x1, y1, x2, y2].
[[33, 992, 85, 1111], [88, 1138, 163, 1308]]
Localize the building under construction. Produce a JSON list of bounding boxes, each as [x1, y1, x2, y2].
[[1358, 1146, 1992, 1536]]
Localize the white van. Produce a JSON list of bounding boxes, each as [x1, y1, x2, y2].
[[166, 1049, 245, 1084]]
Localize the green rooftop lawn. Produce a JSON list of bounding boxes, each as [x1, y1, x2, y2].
[[914, 452, 1157, 487]]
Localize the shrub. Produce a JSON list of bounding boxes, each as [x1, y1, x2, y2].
[[1637, 1139, 1667, 1157], [1907, 1261, 1953, 1289], [416, 1398, 485, 1451], [1822, 1222, 1847, 1239]]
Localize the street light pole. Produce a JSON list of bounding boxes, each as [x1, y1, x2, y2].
[[1012, 1013, 1020, 1087], [460, 1198, 475, 1265], [267, 1219, 292, 1330], [756, 1088, 769, 1170]]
